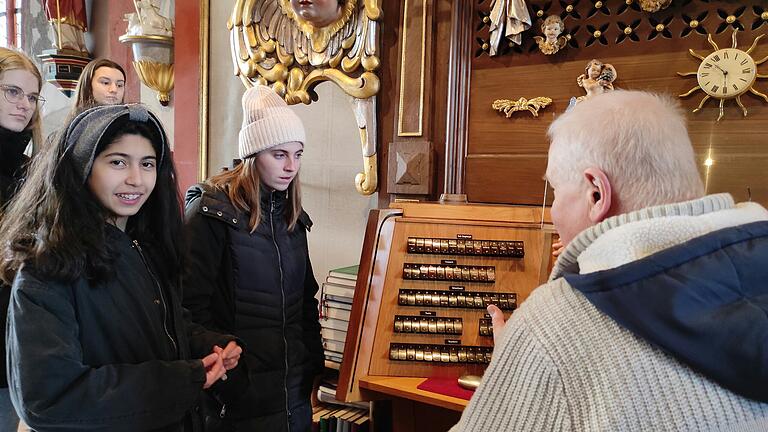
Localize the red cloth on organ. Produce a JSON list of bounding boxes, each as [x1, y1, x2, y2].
[[416, 377, 475, 400]]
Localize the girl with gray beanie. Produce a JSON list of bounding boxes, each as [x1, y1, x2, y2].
[[182, 85, 324, 431], [0, 104, 243, 432]]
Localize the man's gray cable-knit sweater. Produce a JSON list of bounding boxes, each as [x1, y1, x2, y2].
[[450, 194, 768, 431]]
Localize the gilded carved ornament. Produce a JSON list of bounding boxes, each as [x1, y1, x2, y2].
[[492, 97, 553, 117], [229, 0, 381, 195]]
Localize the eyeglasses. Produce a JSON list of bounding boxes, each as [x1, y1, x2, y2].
[[0, 84, 46, 107]]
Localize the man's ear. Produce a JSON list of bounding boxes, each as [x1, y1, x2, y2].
[[583, 167, 612, 223]]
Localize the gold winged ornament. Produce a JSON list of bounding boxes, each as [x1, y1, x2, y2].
[[492, 97, 553, 117], [229, 0, 381, 195]]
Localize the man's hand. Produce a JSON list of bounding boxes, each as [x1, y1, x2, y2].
[[552, 239, 564, 257], [201, 352, 225, 389], [213, 341, 243, 371], [487, 304, 507, 347]]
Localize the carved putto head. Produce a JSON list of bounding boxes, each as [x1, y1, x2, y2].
[[534, 15, 569, 55], [541, 15, 565, 44]]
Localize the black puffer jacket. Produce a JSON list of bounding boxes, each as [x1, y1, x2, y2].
[[182, 184, 324, 430], [7, 225, 235, 432], [0, 125, 30, 389]]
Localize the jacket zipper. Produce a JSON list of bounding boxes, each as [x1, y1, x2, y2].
[[132, 239, 178, 354], [269, 192, 292, 431]]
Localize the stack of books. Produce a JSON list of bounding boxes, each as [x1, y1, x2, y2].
[[320, 265, 358, 370], [312, 404, 369, 432]]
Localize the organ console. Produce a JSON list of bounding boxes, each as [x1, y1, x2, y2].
[[336, 201, 555, 415]]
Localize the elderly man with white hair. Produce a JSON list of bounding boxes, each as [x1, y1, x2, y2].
[[450, 90, 768, 432]]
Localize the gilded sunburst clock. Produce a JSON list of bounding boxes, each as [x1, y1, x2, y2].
[[678, 29, 768, 121]]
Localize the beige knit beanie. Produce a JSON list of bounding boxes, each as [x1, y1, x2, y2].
[[238, 85, 306, 159]]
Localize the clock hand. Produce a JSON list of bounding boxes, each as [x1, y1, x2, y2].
[[712, 63, 727, 75]]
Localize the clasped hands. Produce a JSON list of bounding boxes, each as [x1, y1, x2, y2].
[[201, 341, 243, 389]]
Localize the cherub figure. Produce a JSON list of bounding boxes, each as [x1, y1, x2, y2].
[[533, 15, 570, 55], [576, 59, 617, 102]]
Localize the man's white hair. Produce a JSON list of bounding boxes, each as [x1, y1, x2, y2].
[[547, 90, 704, 212]]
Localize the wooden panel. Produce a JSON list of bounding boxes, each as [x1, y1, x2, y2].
[[393, 201, 551, 224], [397, 0, 433, 137], [360, 376, 467, 412], [465, 155, 551, 205], [697, 154, 768, 203], [466, 0, 768, 207], [337, 209, 402, 403]]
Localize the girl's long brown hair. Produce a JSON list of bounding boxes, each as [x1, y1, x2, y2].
[[206, 157, 302, 233]]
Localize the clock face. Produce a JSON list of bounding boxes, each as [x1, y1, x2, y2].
[[697, 48, 757, 98]]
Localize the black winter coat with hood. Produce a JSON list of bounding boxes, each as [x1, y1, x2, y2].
[[182, 183, 324, 430], [7, 225, 236, 432], [0, 125, 30, 390]]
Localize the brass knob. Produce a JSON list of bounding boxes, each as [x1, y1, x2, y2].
[[537, 10, 544, 17], [482, 42, 489, 50], [483, 16, 490, 23], [655, 23, 665, 32], [593, 30, 602, 38], [726, 15, 736, 24], [762, 11, 768, 20], [689, 20, 699, 28], [625, 0, 632, 4], [595, 1, 603, 7], [624, 26, 633, 35], [566, 4, 574, 12]]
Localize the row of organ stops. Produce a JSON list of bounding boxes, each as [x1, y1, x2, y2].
[[402, 263, 496, 282], [393, 315, 496, 337], [407, 237, 525, 257], [394, 315, 463, 334], [389, 343, 493, 364], [397, 289, 517, 311]]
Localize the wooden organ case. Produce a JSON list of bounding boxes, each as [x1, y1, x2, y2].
[[336, 202, 555, 426]]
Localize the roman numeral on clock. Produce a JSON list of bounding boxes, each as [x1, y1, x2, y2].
[[711, 85, 719, 92], [743, 68, 752, 74], [741, 59, 749, 66]]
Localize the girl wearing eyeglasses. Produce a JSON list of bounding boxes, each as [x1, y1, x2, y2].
[[0, 46, 44, 432]]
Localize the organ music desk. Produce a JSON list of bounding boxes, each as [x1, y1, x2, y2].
[[336, 202, 554, 431]]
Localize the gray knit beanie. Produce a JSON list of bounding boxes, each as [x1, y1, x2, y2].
[[63, 104, 168, 183], [238, 85, 305, 159]]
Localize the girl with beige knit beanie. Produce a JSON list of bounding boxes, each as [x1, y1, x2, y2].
[[182, 85, 324, 432]]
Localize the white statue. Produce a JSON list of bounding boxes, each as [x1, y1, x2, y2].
[[127, 0, 173, 37]]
